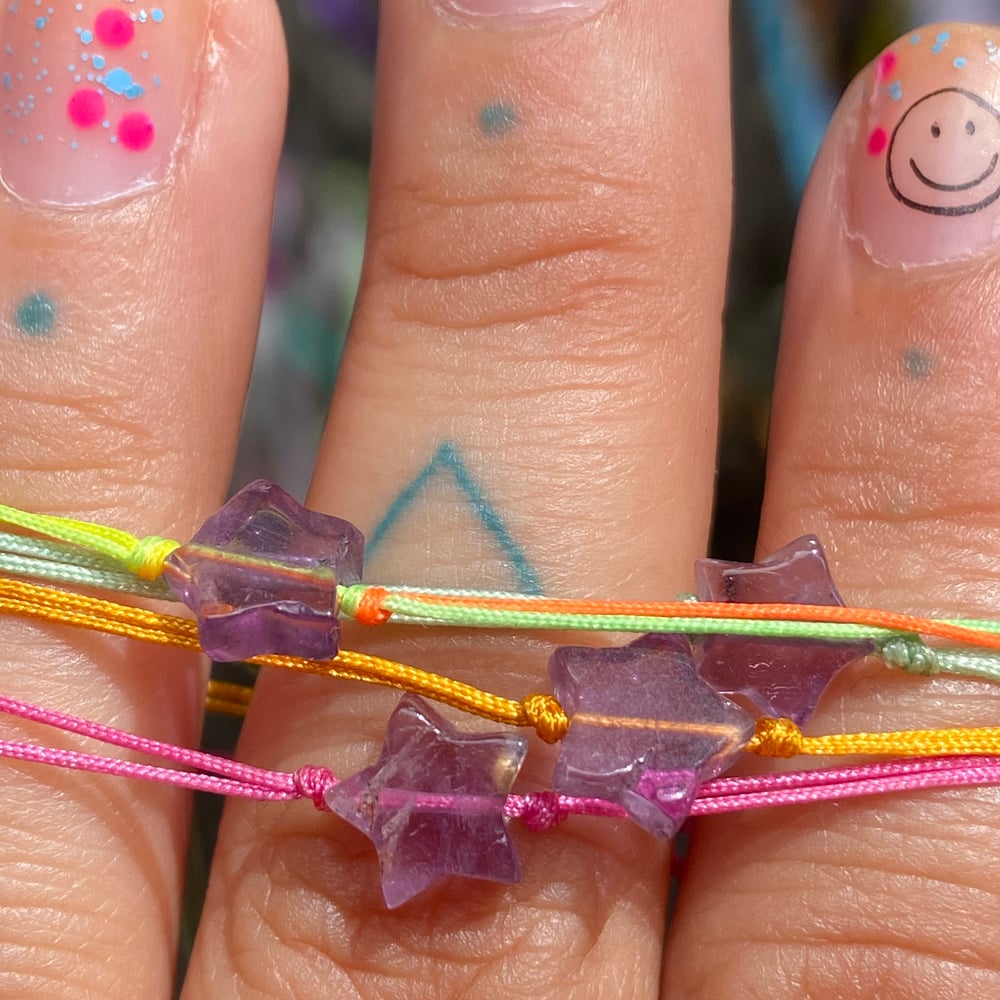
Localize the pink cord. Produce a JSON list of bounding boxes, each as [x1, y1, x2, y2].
[[0, 690, 997, 830], [0, 692, 335, 806]]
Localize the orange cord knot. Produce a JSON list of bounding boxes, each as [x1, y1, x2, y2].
[[749, 716, 804, 758], [125, 536, 181, 580], [354, 586, 392, 626], [522, 692, 569, 744]]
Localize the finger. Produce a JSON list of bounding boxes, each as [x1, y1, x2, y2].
[[187, 0, 732, 996], [667, 22, 1000, 998], [0, 2, 285, 996]]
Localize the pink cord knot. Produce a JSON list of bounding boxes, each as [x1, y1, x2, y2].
[[519, 791, 568, 831], [293, 766, 336, 810]]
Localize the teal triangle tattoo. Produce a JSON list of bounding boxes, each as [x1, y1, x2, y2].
[[367, 442, 542, 594]]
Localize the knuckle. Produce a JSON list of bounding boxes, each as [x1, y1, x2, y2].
[[0, 373, 174, 515], [222, 820, 659, 998], [368, 166, 667, 335]]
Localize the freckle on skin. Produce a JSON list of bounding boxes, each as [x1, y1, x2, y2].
[[478, 102, 517, 138], [902, 346, 933, 378]]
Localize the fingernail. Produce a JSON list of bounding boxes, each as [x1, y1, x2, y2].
[[1, 2, 207, 207], [851, 23, 1000, 266], [433, 0, 607, 23]]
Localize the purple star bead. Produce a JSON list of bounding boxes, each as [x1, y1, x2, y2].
[[163, 480, 364, 662], [694, 535, 872, 724], [549, 642, 754, 838], [325, 694, 528, 908]]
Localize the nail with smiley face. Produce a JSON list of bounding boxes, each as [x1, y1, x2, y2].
[[852, 24, 1000, 265]]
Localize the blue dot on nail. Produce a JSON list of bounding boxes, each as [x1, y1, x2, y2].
[[103, 66, 139, 97], [954, 56, 967, 68], [478, 101, 517, 137], [151, 8, 164, 22], [889, 81, 902, 100], [34, 16, 46, 29], [92, 55, 105, 70], [80, 29, 93, 44], [15, 293, 56, 337], [2, 73, 10, 92]]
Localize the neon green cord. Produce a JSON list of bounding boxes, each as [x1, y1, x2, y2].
[[0, 505, 179, 580]]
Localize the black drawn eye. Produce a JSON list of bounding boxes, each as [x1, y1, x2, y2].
[[931, 123, 941, 137], [967, 119, 976, 135]]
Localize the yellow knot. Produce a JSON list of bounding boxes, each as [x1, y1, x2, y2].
[[522, 692, 569, 744], [748, 716, 804, 758], [124, 536, 181, 581]]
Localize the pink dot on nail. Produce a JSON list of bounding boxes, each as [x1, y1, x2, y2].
[[117, 111, 154, 151], [876, 51, 897, 81], [867, 126, 888, 156], [67, 88, 106, 128], [95, 9, 135, 48]]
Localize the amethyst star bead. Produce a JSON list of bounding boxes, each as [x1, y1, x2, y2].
[[163, 480, 364, 662], [326, 694, 528, 908], [695, 535, 872, 724], [549, 640, 754, 838]]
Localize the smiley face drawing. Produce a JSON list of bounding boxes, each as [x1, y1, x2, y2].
[[887, 87, 1000, 215]]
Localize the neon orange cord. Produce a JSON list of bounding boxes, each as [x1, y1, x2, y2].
[[377, 588, 1000, 653]]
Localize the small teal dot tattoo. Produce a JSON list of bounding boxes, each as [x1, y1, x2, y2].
[[903, 346, 933, 378], [15, 292, 56, 336], [478, 102, 517, 137]]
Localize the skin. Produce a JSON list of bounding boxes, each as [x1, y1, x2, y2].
[[1, 3, 999, 997]]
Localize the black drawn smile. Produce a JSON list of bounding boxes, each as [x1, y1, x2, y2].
[[909, 152, 999, 191]]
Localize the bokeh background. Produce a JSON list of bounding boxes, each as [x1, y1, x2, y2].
[[180, 0, 1000, 976]]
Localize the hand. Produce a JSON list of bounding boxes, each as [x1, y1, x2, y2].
[[0, 3, 995, 997]]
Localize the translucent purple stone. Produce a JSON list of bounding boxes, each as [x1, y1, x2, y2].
[[695, 535, 872, 724], [163, 480, 364, 662], [549, 642, 753, 838], [326, 694, 527, 908]]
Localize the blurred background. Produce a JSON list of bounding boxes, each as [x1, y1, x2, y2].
[[181, 0, 1000, 975]]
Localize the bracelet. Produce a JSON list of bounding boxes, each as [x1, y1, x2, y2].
[[2, 480, 1000, 906]]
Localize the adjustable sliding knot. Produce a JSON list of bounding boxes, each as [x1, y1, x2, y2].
[[749, 716, 803, 757], [123, 536, 180, 581], [518, 791, 568, 831], [521, 693, 569, 743], [878, 635, 940, 676], [341, 585, 391, 626], [294, 766, 336, 810]]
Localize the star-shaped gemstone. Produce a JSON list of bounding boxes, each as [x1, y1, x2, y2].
[[694, 535, 872, 724], [163, 480, 364, 662], [325, 694, 528, 908], [549, 642, 753, 838]]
